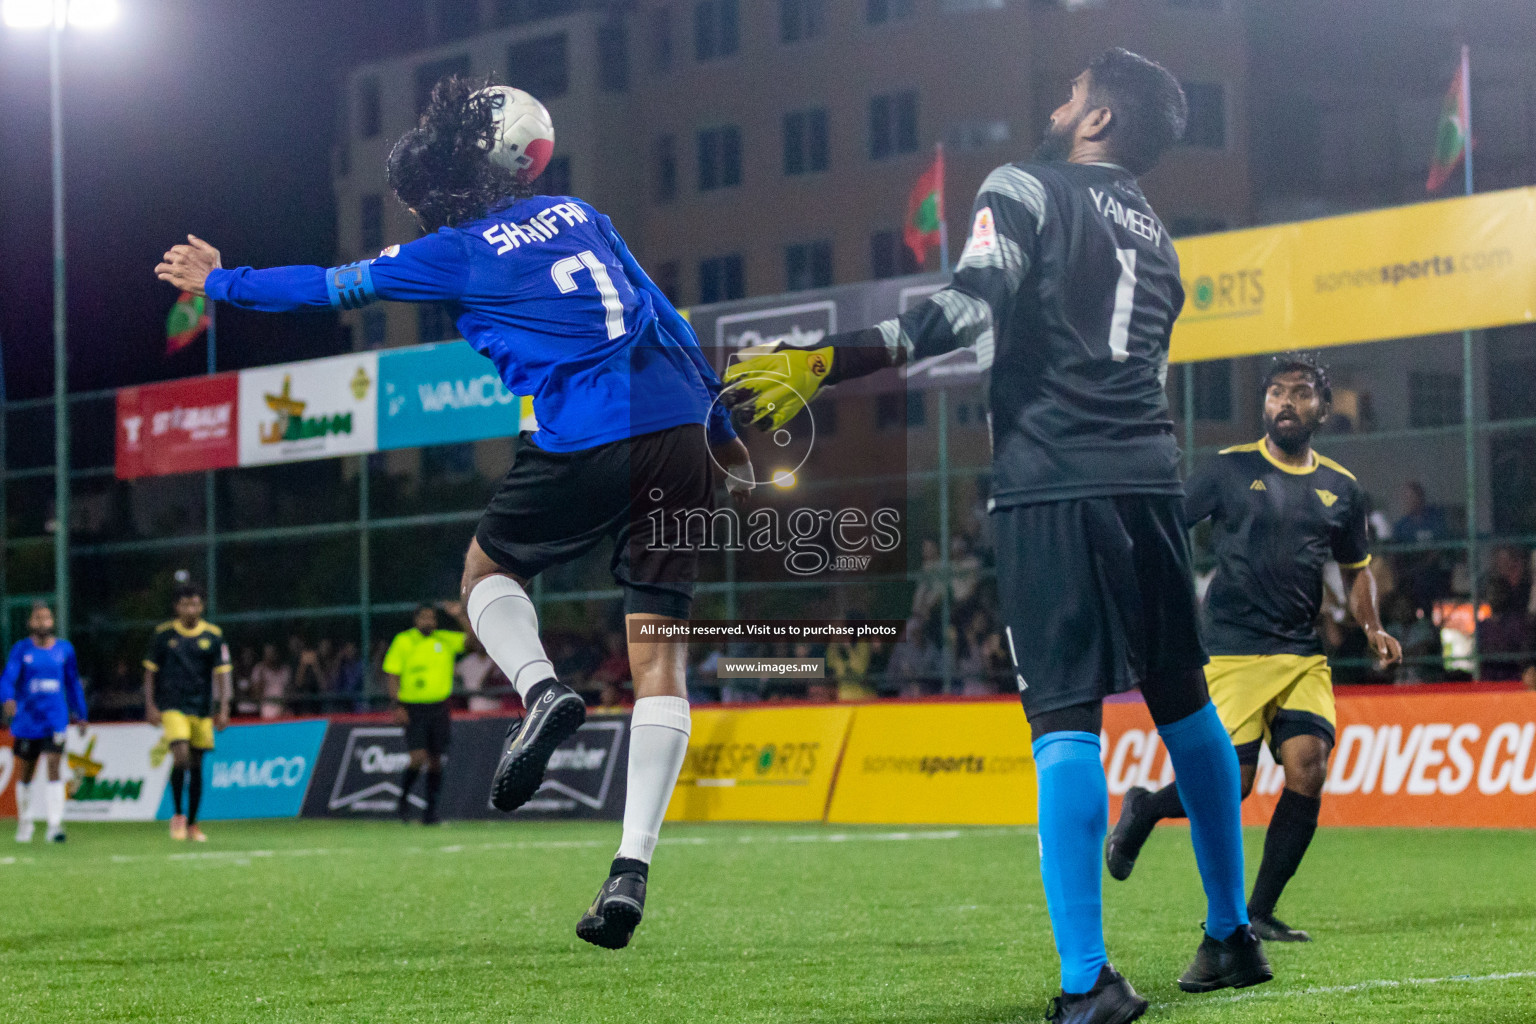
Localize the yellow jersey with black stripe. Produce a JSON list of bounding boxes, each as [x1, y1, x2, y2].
[[1185, 440, 1370, 657], [144, 619, 231, 717]]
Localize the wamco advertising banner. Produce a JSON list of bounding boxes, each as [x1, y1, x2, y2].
[[238, 351, 380, 466], [154, 719, 327, 821], [378, 340, 534, 450]]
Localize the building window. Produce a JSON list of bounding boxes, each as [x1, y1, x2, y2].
[[694, 0, 739, 61], [655, 261, 681, 305], [867, 0, 914, 24], [699, 254, 745, 304], [535, 155, 572, 196], [876, 391, 926, 429], [783, 108, 829, 176], [1169, 215, 1227, 237], [780, 0, 825, 43], [415, 54, 471, 114], [655, 135, 678, 204], [507, 35, 569, 100], [1192, 361, 1232, 421], [357, 77, 381, 139], [418, 303, 458, 343], [597, 21, 629, 92], [1181, 81, 1226, 148], [870, 229, 919, 279], [433, 0, 480, 41], [697, 125, 742, 191], [946, 119, 1010, 152], [869, 90, 918, 160], [786, 240, 833, 292], [359, 195, 384, 254], [362, 308, 388, 349], [651, 6, 674, 72], [1409, 371, 1463, 428]]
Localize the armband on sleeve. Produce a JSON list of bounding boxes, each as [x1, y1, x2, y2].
[[326, 260, 378, 310]]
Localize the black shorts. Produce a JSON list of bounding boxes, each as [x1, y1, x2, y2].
[[13, 734, 64, 761], [476, 423, 715, 619], [403, 701, 452, 755], [994, 494, 1208, 719]]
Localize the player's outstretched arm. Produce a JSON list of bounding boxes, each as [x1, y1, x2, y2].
[[156, 231, 469, 314], [723, 164, 1042, 431]]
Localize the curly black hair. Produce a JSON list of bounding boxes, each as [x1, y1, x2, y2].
[[387, 75, 533, 233], [1085, 48, 1188, 176], [1262, 352, 1333, 405]]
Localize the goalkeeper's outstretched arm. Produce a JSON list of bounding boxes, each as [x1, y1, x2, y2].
[[723, 164, 1044, 430]]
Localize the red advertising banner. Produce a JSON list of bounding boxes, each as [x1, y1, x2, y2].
[[1103, 688, 1536, 829], [116, 373, 240, 479], [0, 734, 15, 818]]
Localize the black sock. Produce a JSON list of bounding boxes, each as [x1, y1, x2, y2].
[[170, 766, 185, 815], [1145, 783, 1187, 821], [424, 770, 443, 815], [1248, 788, 1321, 919], [399, 767, 420, 808], [611, 856, 648, 879], [187, 755, 204, 826]]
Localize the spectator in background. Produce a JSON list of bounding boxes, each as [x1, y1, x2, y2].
[[291, 637, 323, 715], [456, 647, 501, 713], [1476, 575, 1535, 682], [253, 643, 290, 720], [827, 613, 876, 702], [1382, 591, 1441, 683], [587, 631, 632, 701], [885, 617, 942, 697], [955, 608, 1008, 696], [1393, 482, 1454, 614], [333, 641, 367, 712], [1393, 481, 1449, 544], [1485, 545, 1533, 617], [232, 646, 260, 717]]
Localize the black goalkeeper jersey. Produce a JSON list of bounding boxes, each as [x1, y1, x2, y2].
[[1186, 442, 1372, 657], [144, 619, 230, 717], [878, 160, 1184, 506]]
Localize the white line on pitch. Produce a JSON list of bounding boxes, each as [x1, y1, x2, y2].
[[1165, 969, 1536, 1007]]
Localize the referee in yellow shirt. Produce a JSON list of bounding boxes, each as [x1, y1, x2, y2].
[[383, 601, 474, 824]]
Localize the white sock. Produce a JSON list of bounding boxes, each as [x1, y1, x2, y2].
[[616, 696, 691, 864], [14, 780, 31, 822], [46, 780, 66, 830], [467, 575, 557, 702]]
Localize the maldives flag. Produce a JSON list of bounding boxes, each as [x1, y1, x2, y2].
[[904, 145, 945, 266], [165, 291, 210, 355], [1426, 46, 1472, 193]]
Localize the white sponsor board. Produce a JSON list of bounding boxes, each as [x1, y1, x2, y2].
[[60, 724, 171, 821], [238, 352, 380, 466]]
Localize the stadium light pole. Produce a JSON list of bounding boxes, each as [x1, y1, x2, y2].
[[3, 0, 119, 636]]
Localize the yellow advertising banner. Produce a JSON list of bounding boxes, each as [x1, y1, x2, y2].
[[826, 702, 1037, 825], [666, 705, 853, 822], [1171, 186, 1536, 362]]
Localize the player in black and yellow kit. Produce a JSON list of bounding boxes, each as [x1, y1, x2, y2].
[[1107, 355, 1402, 942], [144, 584, 231, 842]]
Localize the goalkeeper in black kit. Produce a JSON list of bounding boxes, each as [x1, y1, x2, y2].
[[727, 47, 1265, 1024]]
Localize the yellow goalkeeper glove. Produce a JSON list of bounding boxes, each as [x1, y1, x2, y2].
[[721, 342, 835, 431]]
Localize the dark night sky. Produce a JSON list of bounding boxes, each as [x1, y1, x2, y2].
[[0, 0, 424, 400]]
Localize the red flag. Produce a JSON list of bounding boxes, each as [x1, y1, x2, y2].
[[1426, 46, 1472, 193], [904, 146, 945, 267]]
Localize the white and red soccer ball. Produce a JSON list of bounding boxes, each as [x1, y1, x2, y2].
[[477, 86, 555, 183]]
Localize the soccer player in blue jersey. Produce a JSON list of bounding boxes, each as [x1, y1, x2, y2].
[[157, 77, 751, 949], [2, 602, 87, 843]]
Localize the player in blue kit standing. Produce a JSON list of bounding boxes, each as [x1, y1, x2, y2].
[[1, 601, 87, 843], [155, 78, 752, 949]]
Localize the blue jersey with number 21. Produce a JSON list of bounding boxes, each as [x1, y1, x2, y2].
[[204, 196, 735, 453]]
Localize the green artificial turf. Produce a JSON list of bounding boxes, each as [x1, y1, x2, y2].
[[1, 819, 1532, 1022]]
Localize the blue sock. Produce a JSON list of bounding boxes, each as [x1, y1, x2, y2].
[[1157, 703, 1248, 939], [1032, 731, 1109, 994]]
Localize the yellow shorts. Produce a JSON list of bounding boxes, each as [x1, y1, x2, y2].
[[1204, 654, 1336, 764], [161, 710, 216, 751]]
